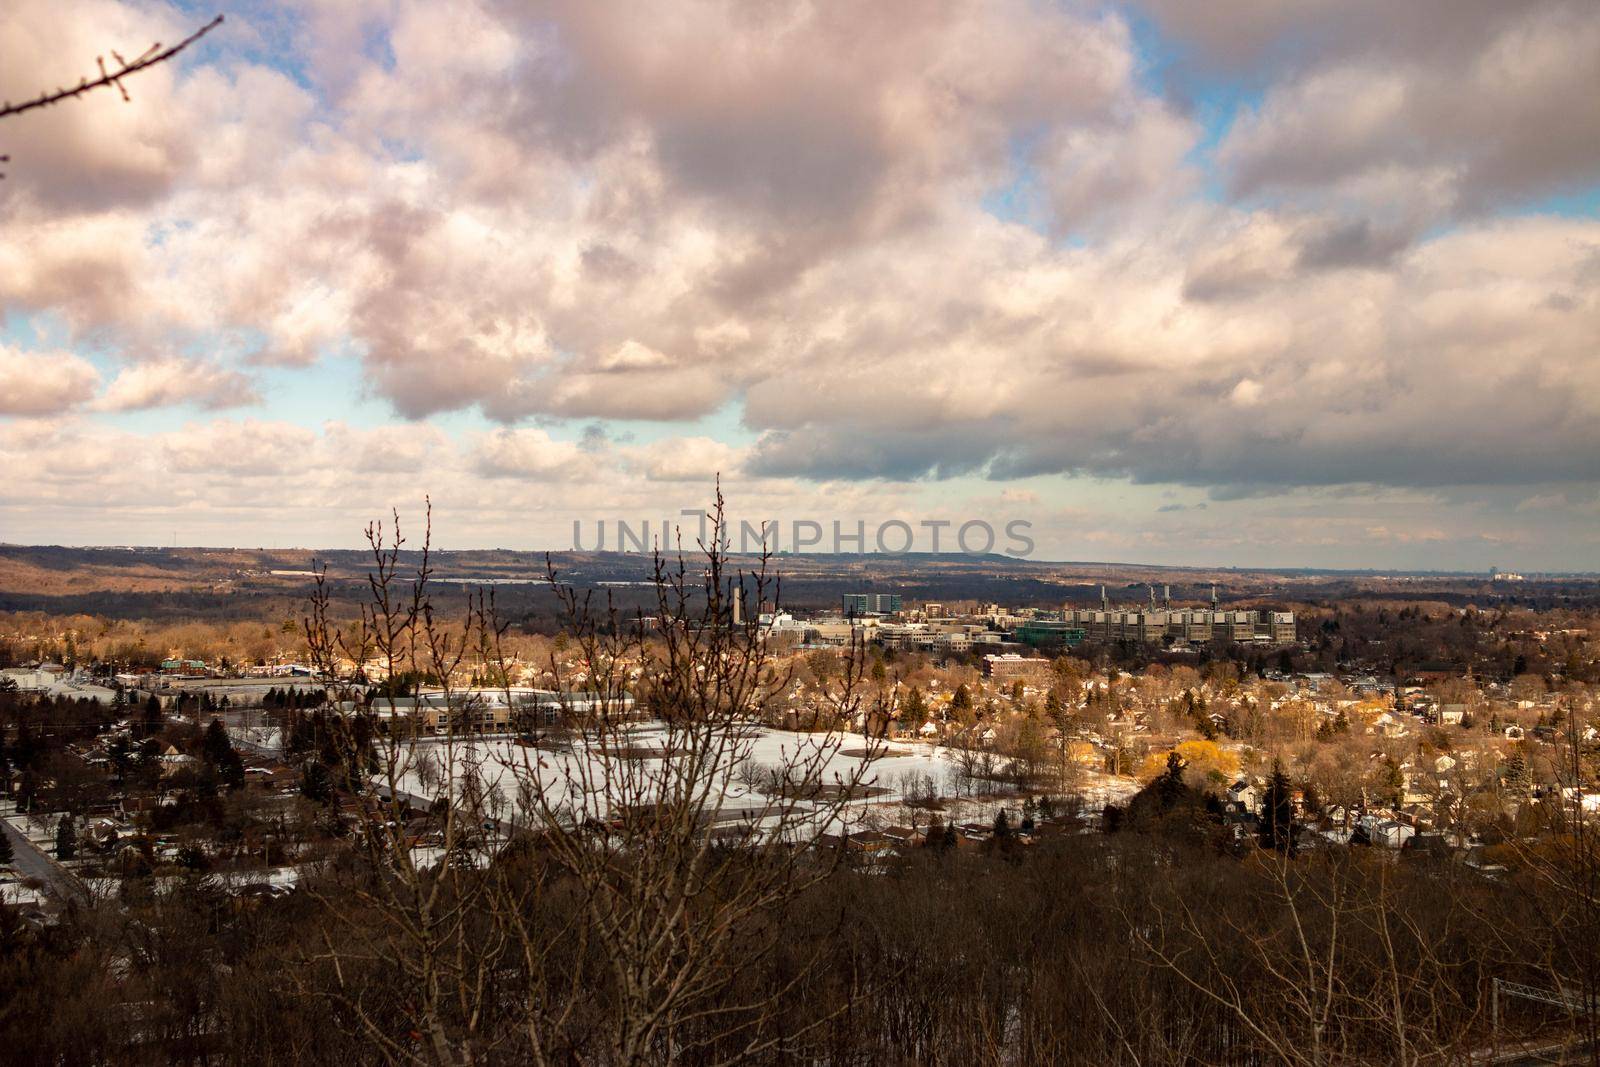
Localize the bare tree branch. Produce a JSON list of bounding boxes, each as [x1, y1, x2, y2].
[[0, 15, 224, 123]]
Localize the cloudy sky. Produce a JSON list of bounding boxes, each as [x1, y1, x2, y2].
[[1, 0, 1598, 569]]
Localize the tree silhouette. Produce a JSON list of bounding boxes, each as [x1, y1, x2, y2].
[[202, 718, 233, 765], [54, 814, 76, 860], [1259, 761, 1295, 853]]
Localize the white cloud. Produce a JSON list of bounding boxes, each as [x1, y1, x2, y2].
[[0, 345, 101, 416], [1211, 2, 1600, 217], [161, 419, 318, 476], [94, 359, 258, 411], [624, 436, 745, 482], [1229, 379, 1264, 407], [471, 428, 592, 480], [0, 0, 1596, 566]]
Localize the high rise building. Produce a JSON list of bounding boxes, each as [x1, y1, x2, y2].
[[842, 593, 902, 616]]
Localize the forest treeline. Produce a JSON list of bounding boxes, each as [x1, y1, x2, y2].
[[3, 811, 1594, 1065]]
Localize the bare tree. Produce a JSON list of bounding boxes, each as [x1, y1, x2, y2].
[[1505, 696, 1600, 1063], [481, 487, 891, 1064], [1133, 846, 1485, 1066], [298, 488, 891, 1065], [295, 503, 518, 1065]]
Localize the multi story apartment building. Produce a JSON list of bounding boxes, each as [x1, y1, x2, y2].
[[981, 653, 1055, 682], [1061, 608, 1296, 645]]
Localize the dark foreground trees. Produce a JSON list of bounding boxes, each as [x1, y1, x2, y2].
[[0, 830, 1589, 1066]]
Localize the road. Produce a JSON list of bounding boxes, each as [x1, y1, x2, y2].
[[1, 811, 87, 905]]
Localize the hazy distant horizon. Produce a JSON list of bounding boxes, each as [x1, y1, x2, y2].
[[4, 540, 1595, 582]]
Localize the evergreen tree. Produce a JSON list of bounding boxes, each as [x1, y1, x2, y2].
[[903, 686, 927, 722], [992, 808, 1012, 839], [219, 749, 245, 790], [12, 723, 36, 771], [1259, 762, 1295, 853], [55, 814, 77, 860], [1501, 748, 1529, 792], [141, 695, 163, 738], [1380, 757, 1405, 808], [299, 760, 334, 804], [951, 684, 973, 712], [0, 829, 13, 867], [1155, 751, 1187, 811], [286, 711, 315, 756], [203, 718, 234, 765]]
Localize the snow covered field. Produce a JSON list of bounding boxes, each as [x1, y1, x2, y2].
[[396, 726, 940, 812], [393, 724, 1141, 836], [227, 725, 282, 753]]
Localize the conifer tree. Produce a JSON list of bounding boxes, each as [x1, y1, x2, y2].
[[55, 814, 77, 860], [904, 686, 927, 721], [203, 718, 234, 766], [993, 808, 1012, 838], [1259, 761, 1295, 853], [141, 695, 163, 738]]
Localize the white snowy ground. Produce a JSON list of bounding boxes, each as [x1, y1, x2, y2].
[[227, 725, 283, 752], [393, 724, 1141, 840]]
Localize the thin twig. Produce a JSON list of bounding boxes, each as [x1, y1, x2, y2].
[[0, 15, 224, 121]]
